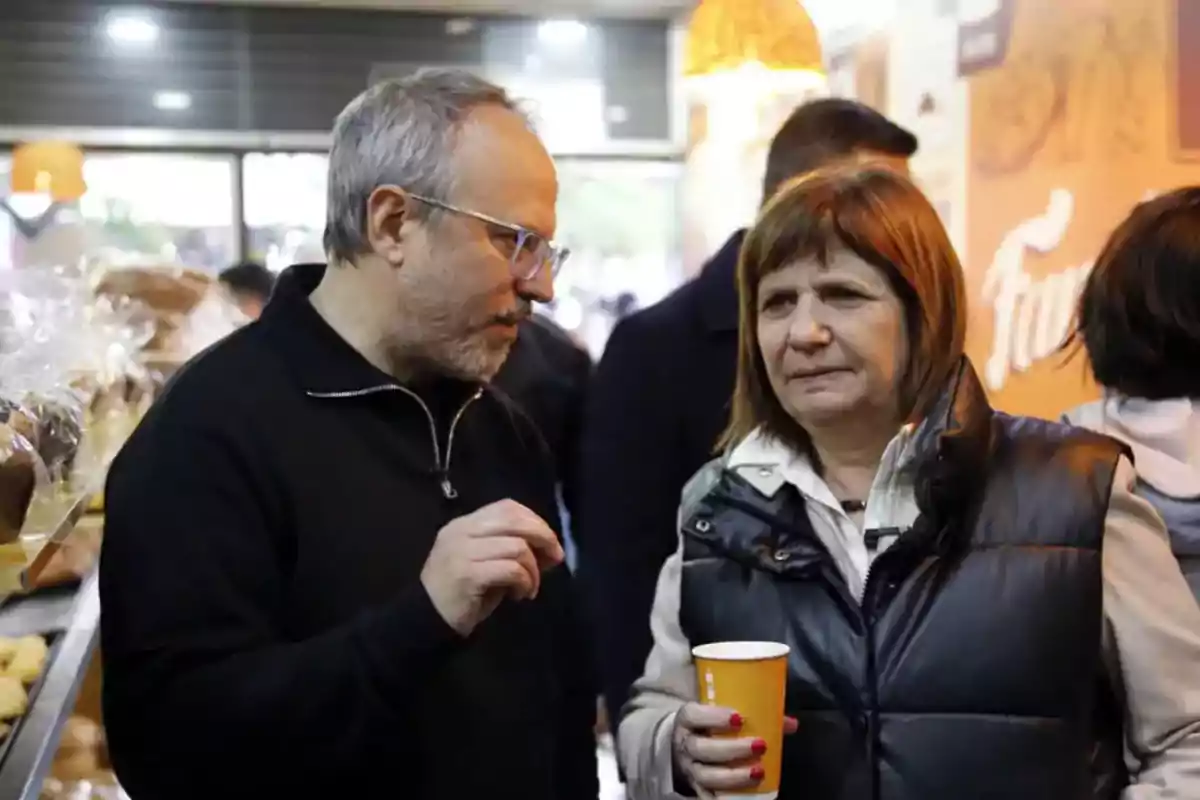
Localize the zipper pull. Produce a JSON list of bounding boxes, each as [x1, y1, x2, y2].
[[439, 473, 458, 500]]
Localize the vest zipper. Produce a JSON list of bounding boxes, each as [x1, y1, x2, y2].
[[306, 384, 484, 500], [860, 538, 917, 800], [862, 563, 884, 800]]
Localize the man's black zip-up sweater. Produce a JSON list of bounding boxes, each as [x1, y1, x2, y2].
[[99, 264, 598, 800]]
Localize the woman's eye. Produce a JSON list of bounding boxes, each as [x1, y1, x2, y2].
[[821, 286, 867, 303], [760, 292, 795, 313]]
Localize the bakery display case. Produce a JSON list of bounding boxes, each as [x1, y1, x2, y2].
[[0, 263, 243, 798], [0, 268, 142, 594], [0, 571, 101, 799]]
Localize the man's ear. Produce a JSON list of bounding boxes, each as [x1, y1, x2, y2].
[[365, 185, 410, 266]]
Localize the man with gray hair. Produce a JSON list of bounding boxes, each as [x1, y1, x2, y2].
[[99, 69, 598, 800]]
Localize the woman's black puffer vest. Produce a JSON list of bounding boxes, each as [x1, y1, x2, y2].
[[679, 360, 1129, 800]]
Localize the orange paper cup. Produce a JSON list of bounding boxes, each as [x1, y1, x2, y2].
[[692, 641, 790, 800]]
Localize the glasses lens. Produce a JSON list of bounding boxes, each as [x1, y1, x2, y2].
[[509, 234, 547, 278]]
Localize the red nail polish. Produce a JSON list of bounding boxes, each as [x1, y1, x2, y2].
[[751, 738, 767, 755], [729, 713, 743, 728], [750, 766, 765, 781]]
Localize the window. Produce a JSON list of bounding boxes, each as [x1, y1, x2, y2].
[[243, 152, 328, 271], [549, 158, 683, 355], [0, 156, 12, 270], [78, 153, 238, 272]]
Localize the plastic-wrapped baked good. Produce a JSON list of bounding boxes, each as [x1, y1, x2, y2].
[[0, 424, 40, 545], [0, 398, 38, 452], [0, 393, 83, 485], [21, 394, 83, 482], [93, 265, 212, 316]]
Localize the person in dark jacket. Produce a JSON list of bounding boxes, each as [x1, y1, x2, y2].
[[1064, 186, 1200, 601], [576, 98, 919, 733], [620, 166, 1200, 799], [100, 69, 597, 800], [495, 313, 592, 538], [218, 261, 276, 320]]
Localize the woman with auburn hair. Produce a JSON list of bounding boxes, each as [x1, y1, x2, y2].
[[618, 167, 1200, 800]]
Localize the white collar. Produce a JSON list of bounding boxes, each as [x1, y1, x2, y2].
[[726, 425, 922, 523]]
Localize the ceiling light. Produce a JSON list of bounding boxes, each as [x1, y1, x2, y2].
[[153, 91, 191, 111], [105, 11, 159, 46], [445, 18, 475, 36], [537, 19, 588, 47]]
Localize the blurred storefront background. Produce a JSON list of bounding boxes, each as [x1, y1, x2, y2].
[[823, 0, 1200, 418], [5, 0, 1200, 391], [0, 0, 685, 355]]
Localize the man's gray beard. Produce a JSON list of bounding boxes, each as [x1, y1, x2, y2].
[[424, 334, 513, 383]]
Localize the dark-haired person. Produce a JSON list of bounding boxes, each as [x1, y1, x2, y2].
[[218, 261, 277, 320], [1065, 187, 1200, 601], [576, 98, 920, 735], [620, 166, 1200, 800]]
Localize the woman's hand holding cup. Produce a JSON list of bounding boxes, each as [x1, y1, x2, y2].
[[672, 704, 798, 797], [673, 703, 765, 795]]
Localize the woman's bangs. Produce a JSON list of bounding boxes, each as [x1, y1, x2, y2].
[[746, 205, 843, 282]]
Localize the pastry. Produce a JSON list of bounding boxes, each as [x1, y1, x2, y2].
[[0, 675, 28, 720], [0, 638, 20, 666], [6, 635, 48, 685]]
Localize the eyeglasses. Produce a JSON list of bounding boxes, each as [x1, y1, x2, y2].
[[408, 193, 570, 281]]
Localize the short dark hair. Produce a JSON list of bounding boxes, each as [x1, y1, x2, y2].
[[762, 98, 918, 203], [722, 166, 966, 454], [218, 262, 276, 303], [1073, 187, 1200, 399]]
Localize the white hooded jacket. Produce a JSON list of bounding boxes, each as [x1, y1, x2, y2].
[[1066, 396, 1200, 599]]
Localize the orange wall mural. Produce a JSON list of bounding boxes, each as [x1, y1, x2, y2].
[[831, 0, 1200, 418]]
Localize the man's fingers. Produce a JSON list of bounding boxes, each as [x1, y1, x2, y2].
[[471, 500, 565, 566], [470, 559, 534, 600], [784, 715, 798, 734], [678, 703, 743, 733], [469, 536, 540, 596], [684, 735, 760, 766], [501, 511, 564, 567]]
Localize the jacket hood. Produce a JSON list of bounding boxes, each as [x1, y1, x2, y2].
[[1065, 396, 1200, 499]]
